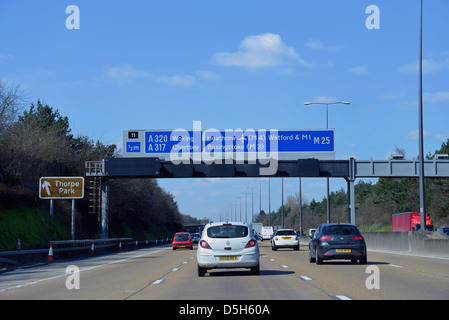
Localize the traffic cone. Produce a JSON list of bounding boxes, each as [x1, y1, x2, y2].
[[90, 241, 95, 255], [47, 244, 53, 262]]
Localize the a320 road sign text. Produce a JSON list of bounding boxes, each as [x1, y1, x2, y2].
[[39, 177, 84, 199]]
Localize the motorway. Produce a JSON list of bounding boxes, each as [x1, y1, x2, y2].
[[1, 241, 449, 301]]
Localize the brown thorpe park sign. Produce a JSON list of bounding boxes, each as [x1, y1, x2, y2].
[[39, 177, 84, 199]]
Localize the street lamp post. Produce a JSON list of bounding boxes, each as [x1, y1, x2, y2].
[[238, 197, 244, 222], [418, 0, 427, 231], [247, 186, 256, 223], [241, 192, 250, 223], [281, 177, 284, 228], [299, 177, 303, 235], [252, 179, 262, 217], [304, 101, 350, 223]]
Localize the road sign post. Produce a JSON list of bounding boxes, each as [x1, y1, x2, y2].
[[39, 177, 84, 240]]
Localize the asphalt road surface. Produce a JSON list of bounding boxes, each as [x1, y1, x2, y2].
[[1, 241, 449, 301]]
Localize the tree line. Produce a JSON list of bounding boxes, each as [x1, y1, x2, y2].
[[0, 80, 185, 243], [257, 144, 449, 232]]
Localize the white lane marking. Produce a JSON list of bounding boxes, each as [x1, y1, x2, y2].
[[388, 264, 404, 268], [298, 276, 314, 281], [151, 279, 165, 285], [334, 295, 352, 300], [269, 259, 276, 262], [368, 249, 449, 261], [170, 268, 180, 271], [0, 247, 171, 293], [280, 265, 289, 269]]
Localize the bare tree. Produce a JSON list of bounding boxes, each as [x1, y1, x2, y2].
[[395, 146, 406, 158], [0, 79, 26, 133]]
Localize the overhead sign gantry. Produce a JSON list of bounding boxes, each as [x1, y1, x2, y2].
[[85, 126, 449, 239]]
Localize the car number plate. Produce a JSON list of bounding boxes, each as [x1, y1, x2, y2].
[[336, 249, 351, 253], [218, 256, 238, 261], [282, 237, 291, 240], [178, 245, 186, 247]]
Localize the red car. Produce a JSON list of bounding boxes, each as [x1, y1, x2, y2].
[[172, 232, 193, 250]]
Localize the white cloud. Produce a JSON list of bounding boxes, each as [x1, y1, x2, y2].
[[394, 101, 417, 111], [209, 191, 225, 197], [423, 91, 449, 103], [158, 74, 195, 86], [399, 58, 449, 74], [103, 65, 219, 87], [346, 66, 368, 75], [435, 132, 449, 141], [404, 129, 431, 140], [393, 91, 449, 111], [196, 70, 221, 80], [104, 64, 150, 84], [381, 92, 406, 100], [305, 39, 343, 52], [0, 53, 15, 62], [307, 96, 339, 103], [212, 33, 311, 68]]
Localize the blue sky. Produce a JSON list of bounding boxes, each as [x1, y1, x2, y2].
[[1, 1, 448, 222]]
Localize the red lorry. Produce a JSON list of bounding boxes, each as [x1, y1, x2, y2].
[[392, 212, 434, 231]]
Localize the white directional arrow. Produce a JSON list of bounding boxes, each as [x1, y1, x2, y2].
[[42, 180, 51, 195]]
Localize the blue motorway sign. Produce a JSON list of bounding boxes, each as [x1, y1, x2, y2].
[[124, 129, 335, 160]]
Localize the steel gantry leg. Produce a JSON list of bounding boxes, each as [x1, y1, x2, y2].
[[346, 157, 356, 225], [100, 179, 109, 239]]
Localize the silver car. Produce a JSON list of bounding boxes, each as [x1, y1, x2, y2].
[[196, 222, 260, 276]]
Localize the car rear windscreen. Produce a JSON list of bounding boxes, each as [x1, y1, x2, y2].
[[322, 226, 360, 236], [175, 234, 189, 241], [276, 230, 295, 236], [207, 225, 248, 238]]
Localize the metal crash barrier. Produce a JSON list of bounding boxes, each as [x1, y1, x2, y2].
[[0, 237, 172, 269]]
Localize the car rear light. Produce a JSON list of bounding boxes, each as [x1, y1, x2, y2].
[[319, 236, 333, 241], [200, 240, 211, 249], [245, 238, 256, 248], [352, 236, 364, 241]]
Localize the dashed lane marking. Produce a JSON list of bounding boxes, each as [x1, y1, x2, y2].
[[334, 295, 352, 300], [388, 264, 404, 268], [151, 279, 165, 285]]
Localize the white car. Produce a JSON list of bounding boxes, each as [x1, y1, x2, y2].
[[271, 229, 300, 251], [196, 221, 260, 276]]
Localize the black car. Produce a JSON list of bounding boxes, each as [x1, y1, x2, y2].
[[309, 223, 367, 264]]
